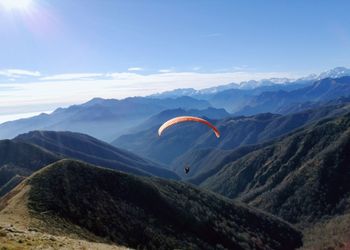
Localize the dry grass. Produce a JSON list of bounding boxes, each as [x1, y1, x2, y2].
[[300, 213, 350, 250], [0, 183, 130, 250], [0, 226, 130, 250]]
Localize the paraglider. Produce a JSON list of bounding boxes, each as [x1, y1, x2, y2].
[[184, 165, 190, 174], [158, 116, 220, 176], [158, 116, 220, 138]]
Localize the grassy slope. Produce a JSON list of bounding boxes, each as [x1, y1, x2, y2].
[[0, 182, 127, 250], [24, 159, 302, 250]]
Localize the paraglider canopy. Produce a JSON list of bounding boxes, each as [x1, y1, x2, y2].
[[158, 116, 220, 138]]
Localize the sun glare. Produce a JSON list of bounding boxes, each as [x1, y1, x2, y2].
[[0, 0, 33, 10]]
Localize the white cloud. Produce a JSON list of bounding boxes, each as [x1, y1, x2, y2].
[[127, 67, 143, 71], [158, 69, 174, 73], [0, 69, 41, 78], [40, 73, 104, 81]]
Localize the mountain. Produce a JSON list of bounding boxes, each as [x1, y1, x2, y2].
[[0, 129, 179, 198], [0, 159, 302, 249], [0, 96, 211, 142], [151, 69, 350, 114], [183, 98, 350, 181], [151, 76, 314, 100], [236, 76, 350, 115], [204, 83, 310, 113], [114, 101, 350, 174], [151, 79, 313, 113], [176, 145, 267, 182], [152, 67, 350, 98], [0, 139, 60, 195], [150, 88, 201, 99], [274, 96, 350, 114], [1, 68, 349, 143], [114, 113, 286, 167], [14, 130, 179, 180], [200, 113, 350, 231], [317, 66, 350, 80]]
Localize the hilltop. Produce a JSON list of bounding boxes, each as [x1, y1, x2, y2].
[[1, 160, 302, 250]]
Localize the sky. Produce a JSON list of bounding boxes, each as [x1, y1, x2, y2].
[[0, 0, 350, 122]]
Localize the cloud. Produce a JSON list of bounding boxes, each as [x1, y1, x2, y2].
[[158, 69, 174, 73], [0, 69, 41, 78], [40, 73, 104, 81], [108, 72, 142, 80], [127, 67, 143, 71]]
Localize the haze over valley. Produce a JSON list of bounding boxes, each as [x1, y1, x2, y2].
[[1, 0, 350, 249]]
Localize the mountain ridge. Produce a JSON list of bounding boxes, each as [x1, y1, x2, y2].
[[0, 96, 211, 141], [14, 130, 179, 180], [0, 159, 303, 250], [201, 112, 350, 229]]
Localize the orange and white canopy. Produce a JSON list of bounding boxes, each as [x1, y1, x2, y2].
[[158, 116, 220, 138]]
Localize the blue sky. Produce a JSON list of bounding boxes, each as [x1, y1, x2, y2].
[[0, 0, 350, 121], [2, 0, 350, 73]]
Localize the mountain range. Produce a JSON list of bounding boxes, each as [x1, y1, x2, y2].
[[151, 67, 350, 98], [0, 96, 211, 142], [236, 76, 350, 115], [1, 67, 350, 144], [1, 67, 350, 249], [114, 99, 350, 174]]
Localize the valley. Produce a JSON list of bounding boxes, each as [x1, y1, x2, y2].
[[1, 70, 350, 249]]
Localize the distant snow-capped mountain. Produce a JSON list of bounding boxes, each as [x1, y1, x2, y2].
[[150, 82, 244, 98], [151, 67, 350, 99], [317, 67, 350, 80]]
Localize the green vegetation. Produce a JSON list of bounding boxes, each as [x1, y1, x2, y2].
[[0, 139, 60, 196], [201, 113, 350, 229], [27, 160, 302, 250]]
